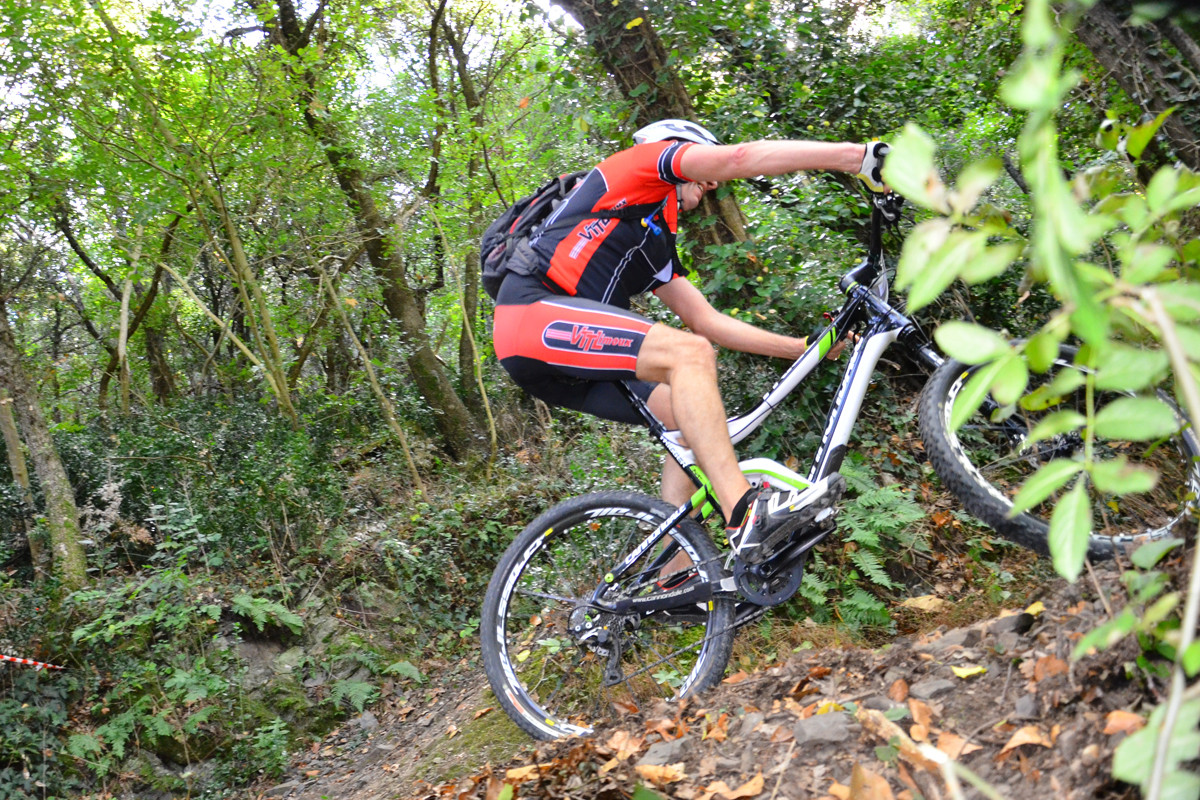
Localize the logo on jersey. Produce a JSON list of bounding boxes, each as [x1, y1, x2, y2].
[[543, 322, 641, 354]]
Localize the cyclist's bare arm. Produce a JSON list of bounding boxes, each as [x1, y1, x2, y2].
[[655, 279, 806, 359], [678, 141, 866, 183]]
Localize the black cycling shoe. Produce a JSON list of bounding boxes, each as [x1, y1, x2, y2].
[[727, 474, 846, 565]]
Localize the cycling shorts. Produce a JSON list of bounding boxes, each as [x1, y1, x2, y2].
[[492, 273, 658, 425]]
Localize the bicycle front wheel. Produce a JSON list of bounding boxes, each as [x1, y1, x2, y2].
[[919, 345, 1200, 559], [480, 491, 735, 740]]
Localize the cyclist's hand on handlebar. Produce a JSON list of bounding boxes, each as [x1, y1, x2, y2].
[[827, 331, 859, 360], [857, 142, 890, 193]]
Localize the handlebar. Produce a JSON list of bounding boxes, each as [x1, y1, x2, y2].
[[838, 192, 904, 294]]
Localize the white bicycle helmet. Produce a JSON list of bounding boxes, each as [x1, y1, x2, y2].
[[632, 119, 721, 146]]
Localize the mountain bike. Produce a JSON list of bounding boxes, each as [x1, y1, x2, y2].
[[480, 192, 1200, 741]]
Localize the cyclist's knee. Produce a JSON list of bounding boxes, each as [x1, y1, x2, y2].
[[672, 333, 717, 378]]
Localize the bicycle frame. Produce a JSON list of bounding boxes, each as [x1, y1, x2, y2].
[[601, 196, 943, 608]]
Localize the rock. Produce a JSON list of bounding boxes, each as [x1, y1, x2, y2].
[[738, 711, 764, 737], [355, 711, 379, 731], [793, 712, 859, 745], [861, 695, 896, 711], [274, 646, 306, 675], [1013, 694, 1039, 719], [263, 780, 299, 797], [989, 613, 1035, 637], [638, 736, 693, 766], [995, 632, 1022, 654], [916, 628, 981, 653], [909, 678, 956, 700]]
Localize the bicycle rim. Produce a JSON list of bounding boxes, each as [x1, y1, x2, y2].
[[488, 498, 732, 739], [939, 352, 1200, 555]]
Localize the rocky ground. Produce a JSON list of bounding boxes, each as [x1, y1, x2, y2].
[[251, 554, 1161, 800]]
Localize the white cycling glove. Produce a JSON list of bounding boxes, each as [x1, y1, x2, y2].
[[857, 142, 890, 193]]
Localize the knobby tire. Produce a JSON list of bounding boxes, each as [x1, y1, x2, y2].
[[480, 491, 735, 740], [918, 345, 1200, 559]]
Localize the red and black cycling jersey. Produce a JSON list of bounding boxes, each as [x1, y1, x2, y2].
[[529, 140, 695, 308]]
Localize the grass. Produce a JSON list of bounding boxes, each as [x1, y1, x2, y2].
[[412, 690, 536, 784]]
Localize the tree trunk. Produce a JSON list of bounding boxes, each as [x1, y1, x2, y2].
[[144, 323, 175, 403], [552, 0, 748, 256], [0, 392, 43, 579], [269, 0, 482, 459], [0, 305, 87, 590], [1076, 2, 1200, 170]]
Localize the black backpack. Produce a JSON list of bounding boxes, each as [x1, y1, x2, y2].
[[480, 171, 666, 300]]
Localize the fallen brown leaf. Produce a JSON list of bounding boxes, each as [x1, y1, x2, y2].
[[937, 731, 983, 759], [998, 725, 1053, 757], [703, 712, 730, 742], [850, 763, 896, 800], [703, 772, 765, 800], [723, 670, 750, 684], [645, 718, 681, 740], [612, 699, 639, 716], [505, 764, 547, 782], [605, 730, 645, 760], [828, 782, 851, 799], [888, 678, 909, 702], [635, 762, 687, 786], [1104, 710, 1146, 735], [1034, 656, 1070, 682], [473, 707, 493, 720], [909, 698, 933, 730], [900, 595, 950, 613]]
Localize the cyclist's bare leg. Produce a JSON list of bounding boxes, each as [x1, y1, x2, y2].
[[647, 384, 701, 581], [636, 325, 752, 519], [645, 386, 694, 507]]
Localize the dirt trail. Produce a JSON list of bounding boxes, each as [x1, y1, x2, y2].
[[254, 558, 1150, 800]]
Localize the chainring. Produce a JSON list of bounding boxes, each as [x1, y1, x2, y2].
[[734, 555, 805, 606]]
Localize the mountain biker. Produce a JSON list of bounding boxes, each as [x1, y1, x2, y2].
[[492, 119, 889, 564]]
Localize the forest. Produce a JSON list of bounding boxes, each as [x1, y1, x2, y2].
[[0, 0, 1198, 797]]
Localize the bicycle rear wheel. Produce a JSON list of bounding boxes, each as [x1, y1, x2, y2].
[[919, 345, 1200, 559], [480, 491, 735, 740]]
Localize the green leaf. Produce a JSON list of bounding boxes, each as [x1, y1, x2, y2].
[[949, 157, 1002, 214], [991, 355, 1029, 406], [633, 785, 669, 800], [950, 359, 1006, 431], [1121, 243, 1175, 284], [1140, 591, 1179, 630], [1010, 459, 1083, 516], [1183, 641, 1200, 677], [1130, 537, 1184, 569], [1160, 282, 1200, 321], [1025, 409, 1086, 448], [934, 322, 1012, 365], [1113, 697, 1200, 789], [896, 218, 952, 295], [909, 230, 987, 311], [1090, 456, 1159, 496], [383, 660, 424, 682], [1093, 396, 1181, 441], [1073, 608, 1138, 658], [1048, 479, 1090, 581], [1093, 345, 1168, 391], [1025, 326, 1066, 373], [1020, 368, 1086, 411], [959, 242, 1022, 284], [1146, 166, 1180, 213], [882, 124, 945, 211], [1126, 108, 1175, 160]]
